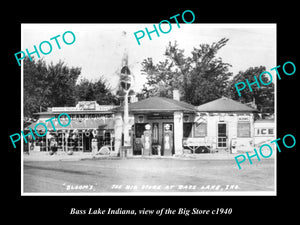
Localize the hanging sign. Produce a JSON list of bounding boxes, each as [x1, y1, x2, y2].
[[238, 115, 250, 121]]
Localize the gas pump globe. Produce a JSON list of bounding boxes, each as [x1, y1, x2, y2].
[[120, 66, 132, 91]]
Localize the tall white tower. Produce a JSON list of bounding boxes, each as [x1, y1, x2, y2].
[[120, 53, 133, 147]]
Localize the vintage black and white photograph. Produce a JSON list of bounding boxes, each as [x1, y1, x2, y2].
[[21, 23, 276, 195]]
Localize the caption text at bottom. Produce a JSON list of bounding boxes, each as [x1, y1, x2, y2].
[[70, 207, 232, 216]]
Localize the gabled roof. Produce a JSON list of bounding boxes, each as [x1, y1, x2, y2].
[[115, 97, 197, 113], [196, 97, 258, 112]]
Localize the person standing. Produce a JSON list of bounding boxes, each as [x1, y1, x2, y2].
[[67, 136, 74, 155], [50, 137, 58, 155]]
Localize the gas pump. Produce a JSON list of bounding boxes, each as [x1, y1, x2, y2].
[[142, 124, 152, 156], [91, 129, 98, 156], [163, 124, 173, 156]]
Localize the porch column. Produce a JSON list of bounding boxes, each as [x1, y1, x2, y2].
[[174, 111, 183, 155], [113, 112, 123, 156]]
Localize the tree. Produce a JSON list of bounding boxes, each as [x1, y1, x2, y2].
[[75, 77, 119, 105], [184, 38, 232, 105], [24, 57, 49, 118], [24, 57, 81, 119], [226, 66, 274, 113], [46, 60, 81, 107], [140, 38, 232, 105]]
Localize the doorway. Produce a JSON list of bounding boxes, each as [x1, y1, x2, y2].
[[83, 132, 92, 152], [217, 123, 227, 148], [133, 123, 147, 155]]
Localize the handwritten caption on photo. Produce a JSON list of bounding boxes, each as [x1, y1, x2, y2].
[[111, 184, 239, 191]]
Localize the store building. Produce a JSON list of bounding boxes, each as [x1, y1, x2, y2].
[[113, 92, 198, 156], [195, 97, 258, 153], [25, 101, 117, 154], [113, 94, 258, 156], [26, 96, 259, 156]]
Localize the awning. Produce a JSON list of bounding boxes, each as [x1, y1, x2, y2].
[[25, 118, 114, 131]]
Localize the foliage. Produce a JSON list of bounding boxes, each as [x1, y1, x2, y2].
[[24, 57, 81, 118], [140, 38, 232, 105], [139, 39, 274, 113], [23, 57, 118, 120], [75, 77, 119, 105], [226, 66, 274, 113]]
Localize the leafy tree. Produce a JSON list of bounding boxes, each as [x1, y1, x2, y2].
[[226, 66, 274, 113], [140, 38, 232, 105], [24, 57, 119, 128], [75, 78, 95, 101], [75, 77, 119, 105], [24, 57, 49, 118], [46, 60, 81, 107], [24, 57, 81, 118]]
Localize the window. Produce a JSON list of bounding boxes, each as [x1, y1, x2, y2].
[[36, 136, 47, 151], [57, 131, 65, 151], [237, 122, 250, 137], [183, 123, 193, 138], [194, 123, 207, 137], [152, 123, 159, 143], [75, 130, 83, 151], [101, 131, 111, 146]]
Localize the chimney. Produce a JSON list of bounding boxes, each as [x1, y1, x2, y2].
[[173, 89, 180, 101]]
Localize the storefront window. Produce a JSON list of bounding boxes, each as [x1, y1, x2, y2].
[[194, 123, 207, 137], [103, 131, 111, 145], [152, 123, 159, 144], [75, 130, 83, 151], [57, 131, 65, 151], [36, 136, 47, 151], [237, 122, 251, 137], [27, 129, 47, 151]]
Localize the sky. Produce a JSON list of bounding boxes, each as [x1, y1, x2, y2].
[[22, 23, 276, 93]]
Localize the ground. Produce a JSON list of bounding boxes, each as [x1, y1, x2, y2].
[[23, 156, 275, 194]]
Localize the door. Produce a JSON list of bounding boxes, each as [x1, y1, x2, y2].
[[163, 123, 174, 156], [217, 123, 227, 148], [151, 123, 159, 155], [133, 123, 147, 155], [83, 131, 92, 152]]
